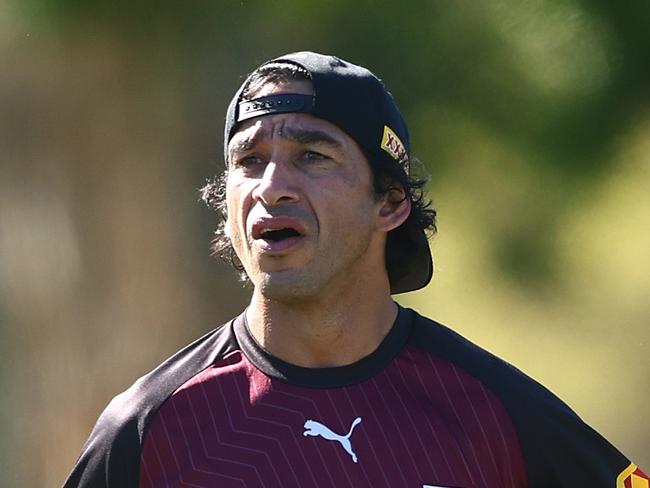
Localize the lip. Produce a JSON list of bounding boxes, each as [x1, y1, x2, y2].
[[250, 216, 308, 254], [254, 234, 305, 253]]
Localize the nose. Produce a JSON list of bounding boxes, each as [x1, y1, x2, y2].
[[252, 160, 300, 206]]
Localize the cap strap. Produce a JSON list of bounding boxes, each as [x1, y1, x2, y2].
[[237, 94, 315, 122]]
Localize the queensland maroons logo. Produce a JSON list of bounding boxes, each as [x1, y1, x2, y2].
[[380, 125, 407, 167], [617, 463, 649, 488]]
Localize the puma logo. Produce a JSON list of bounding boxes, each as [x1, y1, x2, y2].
[[303, 417, 362, 463]]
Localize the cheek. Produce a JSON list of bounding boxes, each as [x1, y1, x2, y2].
[[224, 178, 258, 243], [225, 209, 244, 243], [223, 209, 247, 258], [223, 217, 232, 239], [320, 188, 378, 233], [225, 176, 247, 214]]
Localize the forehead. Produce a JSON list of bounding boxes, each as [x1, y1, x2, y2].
[[229, 81, 359, 156], [228, 111, 351, 154]]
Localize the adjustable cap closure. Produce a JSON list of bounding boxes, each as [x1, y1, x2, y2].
[[237, 94, 316, 122]]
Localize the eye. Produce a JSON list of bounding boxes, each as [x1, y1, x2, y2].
[[233, 154, 264, 168], [302, 150, 327, 161]]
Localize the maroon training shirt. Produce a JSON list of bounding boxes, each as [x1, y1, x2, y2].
[[64, 306, 638, 487]]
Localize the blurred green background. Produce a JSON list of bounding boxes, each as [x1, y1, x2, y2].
[[1, 1, 648, 485]]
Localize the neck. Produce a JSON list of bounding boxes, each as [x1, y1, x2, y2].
[[246, 279, 398, 368]]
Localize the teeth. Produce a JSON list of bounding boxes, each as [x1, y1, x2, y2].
[[259, 227, 294, 235]]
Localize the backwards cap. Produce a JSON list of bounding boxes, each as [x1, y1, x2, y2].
[[224, 51, 432, 294]]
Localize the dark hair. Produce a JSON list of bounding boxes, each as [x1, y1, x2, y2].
[[201, 62, 437, 282]]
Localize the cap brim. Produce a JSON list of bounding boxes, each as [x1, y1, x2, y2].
[[389, 229, 433, 294]]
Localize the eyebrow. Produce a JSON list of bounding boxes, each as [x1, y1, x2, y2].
[[229, 126, 343, 155], [284, 127, 342, 147]]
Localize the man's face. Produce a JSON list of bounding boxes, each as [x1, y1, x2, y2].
[[225, 81, 387, 301]]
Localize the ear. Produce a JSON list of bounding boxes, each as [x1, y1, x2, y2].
[[376, 187, 411, 232]]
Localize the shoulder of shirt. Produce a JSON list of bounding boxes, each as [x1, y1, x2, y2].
[[103, 318, 239, 432], [402, 306, 631, 487], [404, 307, 565, 410], [63, 317, 240, 487]]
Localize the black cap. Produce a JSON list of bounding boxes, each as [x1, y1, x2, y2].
[[224, 51, 432, 294]]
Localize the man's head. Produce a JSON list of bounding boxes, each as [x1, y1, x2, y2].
[[202, 52, 436, 296]]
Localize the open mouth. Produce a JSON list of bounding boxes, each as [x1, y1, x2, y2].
[[251, 218, 307, 251], [260, 228, 302, 242]]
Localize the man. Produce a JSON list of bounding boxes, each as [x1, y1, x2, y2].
[[65, 52, 647, 487]]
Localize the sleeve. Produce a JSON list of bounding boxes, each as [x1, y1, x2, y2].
[[529, 407, 627, 485], [505, 370, 646, 487], [61, 320, 238, 488], [407, 310, 648, 488], [62, 393, 143, 488]]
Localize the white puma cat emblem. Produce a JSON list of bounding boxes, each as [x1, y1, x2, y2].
[[303, 417, 362, 463]]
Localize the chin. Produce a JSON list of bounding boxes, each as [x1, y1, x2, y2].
[[255, 270, 323, 302]]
